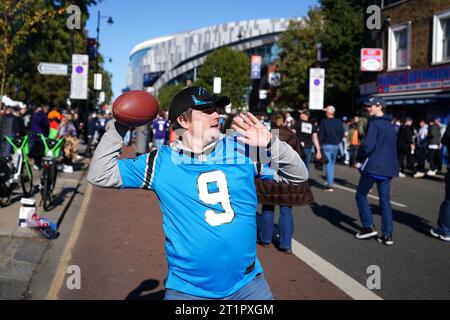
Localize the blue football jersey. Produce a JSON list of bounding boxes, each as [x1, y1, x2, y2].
[[117, 135, 274, 298]]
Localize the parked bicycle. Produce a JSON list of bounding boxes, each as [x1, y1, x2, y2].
[[0, 135, 34, 207], [38, 134, 64, 211]]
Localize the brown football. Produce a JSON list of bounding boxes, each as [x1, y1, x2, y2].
[[112, 90, 159, 127]]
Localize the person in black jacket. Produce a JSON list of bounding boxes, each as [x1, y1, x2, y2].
[[427, 119, 442, 176], [397, 117, 416, 178], [319, 105, 345, 192], [354, 96, 399, 246], [430, 125, 450, 242]]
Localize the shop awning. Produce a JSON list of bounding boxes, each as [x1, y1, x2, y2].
[[358, 92, 450, 106]]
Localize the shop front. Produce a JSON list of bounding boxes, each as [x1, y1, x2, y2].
[[376, 65, 450, 123]]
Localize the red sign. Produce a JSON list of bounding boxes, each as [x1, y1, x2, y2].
[[361, 48, 383, 72], [251, 55, 262, 64]]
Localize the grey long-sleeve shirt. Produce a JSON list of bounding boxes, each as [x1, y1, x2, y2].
[[87, 121, 308, 188]]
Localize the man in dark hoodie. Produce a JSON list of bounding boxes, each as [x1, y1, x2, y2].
[[354, 96, 399, 246], [397, 117, 415, 178]]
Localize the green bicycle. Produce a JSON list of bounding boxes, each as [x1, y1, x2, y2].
[[0, 135, 34, 207], [38, 134, 64, 211]]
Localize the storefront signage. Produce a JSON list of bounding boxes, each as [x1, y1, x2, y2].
[[378, 65, 450, 94], [361, 48, 383, 72]]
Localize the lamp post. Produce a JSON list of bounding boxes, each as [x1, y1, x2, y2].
[[95, 11, 113, 105]]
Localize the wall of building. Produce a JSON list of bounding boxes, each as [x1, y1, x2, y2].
[[382, 0, 450, 69]]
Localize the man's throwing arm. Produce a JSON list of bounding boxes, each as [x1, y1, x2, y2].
[[87, 121, 128, 188]]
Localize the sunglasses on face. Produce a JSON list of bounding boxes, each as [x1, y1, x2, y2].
[[200, 106, 217, 115]]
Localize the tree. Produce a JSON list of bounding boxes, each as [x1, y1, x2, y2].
[[196, 47, 250, 110], [277, 1, 364, 112], [0, 0, 65, 98], [319, 0, 364, 111], [0, 0, 113, 109], [277, 8, 323, 108], [157, 84, 184, 111]]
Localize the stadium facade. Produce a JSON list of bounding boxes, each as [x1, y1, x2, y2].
[[126, 18, 300, 103]]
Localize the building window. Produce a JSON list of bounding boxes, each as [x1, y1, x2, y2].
[[382, 0, 407, 9], [388, 23, 411, 70], [433, 10, 450, 64]]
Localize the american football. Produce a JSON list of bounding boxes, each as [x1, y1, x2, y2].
[[112, 90, 159, 127]]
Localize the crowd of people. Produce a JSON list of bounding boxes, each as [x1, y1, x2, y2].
[[109, 96, 450, 250], [3, 88, 448, 300], [0, 103, 86, 173]]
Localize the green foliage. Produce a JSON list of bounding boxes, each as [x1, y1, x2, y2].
[[0, 0, 65, 97], [277, 8, 323, 108], [277, 0, 364, 110], [319, 0, 364, 105], [196, 47, 250, 109], [0, 0, 113, 109], [157, 84, 184, 111]]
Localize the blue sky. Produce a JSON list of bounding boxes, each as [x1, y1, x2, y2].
[[86, 0, 319, 100]]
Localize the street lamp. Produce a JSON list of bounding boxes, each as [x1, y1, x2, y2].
[[95, 11, 113, 96]]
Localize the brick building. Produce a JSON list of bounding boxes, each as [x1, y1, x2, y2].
[[361, 0, 450, 122]]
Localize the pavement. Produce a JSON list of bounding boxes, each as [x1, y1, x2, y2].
[[0, 156, 88, 300]]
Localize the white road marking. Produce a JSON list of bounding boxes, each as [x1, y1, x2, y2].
[[291, 239, 383, 300], [47, 183, 92, 299], [332, 184, 407, 208]]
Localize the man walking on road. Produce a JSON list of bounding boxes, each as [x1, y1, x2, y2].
[[88, 86, 308, 300], [397, 117, 416, 178], [318, 105, 344, 192], [295, 109, 321, 172], [355, 96, 399, 246]]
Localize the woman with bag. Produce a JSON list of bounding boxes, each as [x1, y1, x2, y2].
[[256, 113, 314, 254]]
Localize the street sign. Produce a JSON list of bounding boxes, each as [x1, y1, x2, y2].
[[250, 55, 262, 79], [269, 72, 281, 86], [213, 77, 221, 94], [37, 62, 68, 76], [361, 48, 383, 72], [309, 68, 325, 110], [94, 73, 103, 90], [70, 54, 89, 100]]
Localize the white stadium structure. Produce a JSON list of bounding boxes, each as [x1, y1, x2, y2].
[[126, 18, 301, 95]]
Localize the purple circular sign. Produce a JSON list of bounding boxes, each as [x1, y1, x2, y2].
[[314, 79, 321, 86], [75, 66, 84, 74]]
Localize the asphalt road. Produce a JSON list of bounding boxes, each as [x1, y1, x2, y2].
[[291, 163, 450, 300]]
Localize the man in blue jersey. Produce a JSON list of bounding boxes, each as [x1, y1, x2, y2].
[[88, 86, 308, 300]]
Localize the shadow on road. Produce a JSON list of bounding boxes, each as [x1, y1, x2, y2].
[[125, 279, 165, 300], [308, 200, 434, 238], [372, 207, 434, 237], [309, 203, 361, 236]]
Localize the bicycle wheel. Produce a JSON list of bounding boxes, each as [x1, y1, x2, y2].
[[0, 184, 12, 207], [41, 176, 52, 211], [21, 162, 34, 197]]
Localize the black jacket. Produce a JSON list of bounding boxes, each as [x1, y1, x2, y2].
[[318, 118, 345, 145], [397, 124, 414, 152], [428, 124, 441, 146]]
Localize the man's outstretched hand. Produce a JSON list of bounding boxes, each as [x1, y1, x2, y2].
[[232, 112, 272, 147]]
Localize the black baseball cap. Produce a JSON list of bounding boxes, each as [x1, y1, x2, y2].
[[169, 86, 230, 122], [364, 95, 386, 108]]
